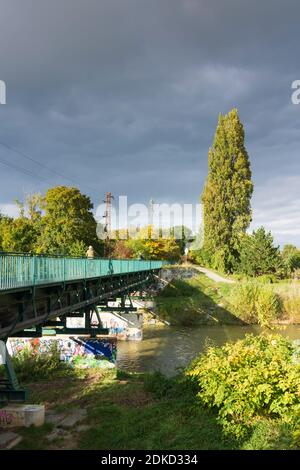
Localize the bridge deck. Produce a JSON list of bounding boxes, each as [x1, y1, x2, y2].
[[0, 252, 162, 291]]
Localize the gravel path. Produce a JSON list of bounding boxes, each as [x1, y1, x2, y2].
[[193, 266, 235, 284]]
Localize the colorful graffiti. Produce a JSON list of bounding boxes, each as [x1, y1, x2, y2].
[[99, 312, 143, 341], [0, 409, 14, 427], [7, 336, 117, 368], [65, 309, 143, 341]]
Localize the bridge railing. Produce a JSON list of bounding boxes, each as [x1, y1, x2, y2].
[[0, 252, 163, 291]]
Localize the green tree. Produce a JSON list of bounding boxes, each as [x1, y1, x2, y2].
[[238, 227, 282, 277], [201, 109, 253, 272], [125, 225, 181, 261], [0, 216, 38, 253], [0, 213, 11, 250], [68, 240, 88, 257], [111, 240, 134, 259], [36, 186, 101, 255], [281, 244, 300, 275], [171, 225, 193, 255]]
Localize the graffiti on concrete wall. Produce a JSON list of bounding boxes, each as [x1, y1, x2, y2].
[[7, 336, 117, 368], [66, 309, 143, 341], [0, 409, 14, 427], [99, 312, 142, 341]]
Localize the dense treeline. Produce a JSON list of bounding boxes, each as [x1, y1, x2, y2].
[[0, 186, 186, 261], [0, 186, 102, 256]]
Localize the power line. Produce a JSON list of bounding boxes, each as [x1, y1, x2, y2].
[[0, 156, 55, 185], [0, 140, 97, 193], [0, 141, 79, 186]]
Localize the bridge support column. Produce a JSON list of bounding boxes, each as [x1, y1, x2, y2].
[[0, 339, 27, 403]]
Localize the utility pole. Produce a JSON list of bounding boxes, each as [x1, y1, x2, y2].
[[103, 192, 114, 258], [149, 198, 154, 226]]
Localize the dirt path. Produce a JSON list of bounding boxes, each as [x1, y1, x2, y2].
[[192, 266, 235, 284]]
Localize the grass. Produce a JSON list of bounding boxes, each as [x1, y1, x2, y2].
[[274, 282, 300, 323], [156, 269, 300, 326], [12, 367, 297, 450], [155, 273, 242, 326]]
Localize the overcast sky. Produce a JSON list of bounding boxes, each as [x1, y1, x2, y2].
[[0, 0, 300, 245]]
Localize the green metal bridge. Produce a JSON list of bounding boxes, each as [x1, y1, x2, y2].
[[0, 252, 163, 401]]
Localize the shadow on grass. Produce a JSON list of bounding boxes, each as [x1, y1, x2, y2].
[[74, 371, 239, 450], [14, 368, 296, 450], [14, 368, 239, 450], [156, 276, 247, 326]]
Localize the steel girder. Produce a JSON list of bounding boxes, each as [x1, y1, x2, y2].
[[0, 270, 158, 340]]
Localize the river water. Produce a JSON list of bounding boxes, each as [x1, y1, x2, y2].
[[117, 324, 300, 376]]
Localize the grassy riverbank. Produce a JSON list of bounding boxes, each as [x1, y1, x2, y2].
[[10, 366, 298, 450], [155, 272, 238, 326], [155, 269, 300, 326]]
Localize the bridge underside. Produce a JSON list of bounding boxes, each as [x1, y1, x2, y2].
[[0, 269, 158, 340]]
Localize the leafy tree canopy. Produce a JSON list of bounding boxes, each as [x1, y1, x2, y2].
[[201, 109, 253, 272], [281, 244, 300, 275], [238, 227, 282, 277], [36, 186, 101, 255], [0, 216, 38, 253], [0, 187, 103, 256]]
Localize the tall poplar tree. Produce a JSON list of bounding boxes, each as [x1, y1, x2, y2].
[[201, 109, 253, 272]]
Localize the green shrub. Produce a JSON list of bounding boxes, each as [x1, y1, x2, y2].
[[257, 274, 277, 284], [186, 334, 300, 439], [12, 344, 71, 382], [281, 244, 300, 277], [255, 287, 281, 326], [228, 281, 281, 326], [189, 248, 211, 267], [238, 227, 282, 277], [229, 282, 258, 323], [275, 282, 300, 322]]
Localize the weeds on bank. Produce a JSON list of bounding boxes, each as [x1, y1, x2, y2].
[[13, 351, 300, 450]]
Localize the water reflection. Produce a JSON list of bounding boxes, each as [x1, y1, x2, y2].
[[117, 324, 300, 376]]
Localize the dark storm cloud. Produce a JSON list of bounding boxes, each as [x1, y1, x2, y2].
[[0, 0, 300, 244]]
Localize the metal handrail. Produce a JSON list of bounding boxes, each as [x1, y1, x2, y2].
[[0, 252, 164, 291]]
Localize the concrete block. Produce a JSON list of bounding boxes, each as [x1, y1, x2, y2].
[[0, 431, 23, 449], [0, 404, 45, 428]]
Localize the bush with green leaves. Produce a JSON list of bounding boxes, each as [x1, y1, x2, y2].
[[186, 334, 300, 439], [189, 248, 211, 267], [238, 227, 282, 277], [12, 343, 71, 382], [228, 281, 281, 326], [275, 282, 300, 323], [281, 244, 300, 276]]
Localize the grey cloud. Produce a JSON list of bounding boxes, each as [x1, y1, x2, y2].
[[0, 0, 300, 245]]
